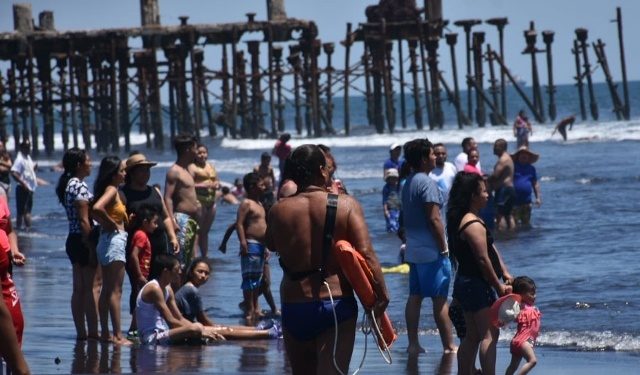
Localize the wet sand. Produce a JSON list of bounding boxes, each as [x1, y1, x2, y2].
[[18, 324, 640, 374]]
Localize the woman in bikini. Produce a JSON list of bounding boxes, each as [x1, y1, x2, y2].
[[189, 144, 219, 258], [266, 144, 389, 374]]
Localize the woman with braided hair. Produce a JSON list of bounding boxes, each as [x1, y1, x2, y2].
[[56, 148, 101, 340]]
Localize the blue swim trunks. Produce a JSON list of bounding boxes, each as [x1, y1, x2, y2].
[[282, 295, 358, 341], [241, 240, 265, 291], [408, 255, 452, 298]]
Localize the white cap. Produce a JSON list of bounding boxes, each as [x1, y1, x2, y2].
[[389, 143, 402, 151], [384, 168, 399, 181]]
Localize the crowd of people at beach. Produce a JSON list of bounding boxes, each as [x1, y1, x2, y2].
[[379, 134, 543, 375], [0, 122, 550, 374]]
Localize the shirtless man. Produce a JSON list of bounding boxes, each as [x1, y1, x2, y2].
[[490, 139, 516, 230], [266, 144, 389, 374], [552, 115, 576, 141], [164, 134, 202, 268], [236, 172, 268, 324]]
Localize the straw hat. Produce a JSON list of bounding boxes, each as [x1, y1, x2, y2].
[[490, 293, 522, 328], [511, 146, 539, 164], [125, 153, 157, 171]]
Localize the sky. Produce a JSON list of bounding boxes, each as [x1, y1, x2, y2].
[[1, 0, 638, 86]]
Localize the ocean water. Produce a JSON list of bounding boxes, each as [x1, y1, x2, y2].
[[8, 82, 640, 373]]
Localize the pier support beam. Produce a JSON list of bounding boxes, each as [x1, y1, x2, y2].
[[575, 28, 598, 121]]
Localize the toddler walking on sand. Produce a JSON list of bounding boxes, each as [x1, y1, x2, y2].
[[506, 276, 542, 375]]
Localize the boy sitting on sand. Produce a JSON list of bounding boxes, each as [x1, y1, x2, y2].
[[236, 172, 268, 325]]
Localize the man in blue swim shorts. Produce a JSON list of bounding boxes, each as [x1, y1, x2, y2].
[[236, 172, 268, 324], [401, 138, 457, 354]]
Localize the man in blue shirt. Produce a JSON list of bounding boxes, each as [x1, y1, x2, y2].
[[383, 143, 403, 175], [401, 138, 457, 355]]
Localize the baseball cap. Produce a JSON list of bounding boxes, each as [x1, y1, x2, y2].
[[389, 143, 402, 151]]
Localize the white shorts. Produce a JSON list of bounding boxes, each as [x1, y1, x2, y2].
[[142, 329, 171, 345]]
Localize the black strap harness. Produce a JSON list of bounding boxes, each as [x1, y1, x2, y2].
[[280, 193, 338, 281]]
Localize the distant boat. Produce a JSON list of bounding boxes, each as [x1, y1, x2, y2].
[[508, 75, 527, 87]]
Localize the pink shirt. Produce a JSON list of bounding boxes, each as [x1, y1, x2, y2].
[[463, 164, 482, 176], [510, 304, 542, 353], [0, 197, 11, 253]]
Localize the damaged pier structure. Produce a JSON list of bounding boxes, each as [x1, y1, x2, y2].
[[0, 0, 632, 155]]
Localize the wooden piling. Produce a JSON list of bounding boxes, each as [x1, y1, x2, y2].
[[445, 33, 465, 128], [36, 49, 55, 155], [472, 32, 486, 127], [267, 27, 278, 137], [343, 23, 352, 135], [235, 51, 250, 138], [593, 40, 624, 120], [524, 24, 545, 122], [572, 40, 587, 121], [453, 20, 482, 123], [287, 47, 303, 135], [407, 40, 423, 130], [323, 42, 336, 134], [362, 46, 374, 127], [109, 39, 120, 152], [134, 52, 151, 148], [220, 44, 231, 137], [230, 34, 239, 138], [416, 19, 434, 129], [8, 63, 20, 147], [397, 40, 407, 129], [272, 46, 285, 133], [542, 31, 557, 122], [486, 44, 504, 125], [382, 41, 396, 133], [426, 24, 444, 129], [118, 50, 130, 151], [485, 18, 509, 120], [575, 28, 598, 121], [615, 7, 630, 120], [55, 57, 69, 151], [26, 40, 39, 154]]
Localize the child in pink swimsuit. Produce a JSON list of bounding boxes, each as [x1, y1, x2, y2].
[[506, 276, 542, 375]]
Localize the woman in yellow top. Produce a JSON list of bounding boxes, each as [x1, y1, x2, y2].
[[92, 156, 130, 345], [189, 144, 220, 258]]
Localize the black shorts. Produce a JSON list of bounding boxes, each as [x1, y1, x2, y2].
[[65, 233, 93, 266], [15, 185, 33, 216]]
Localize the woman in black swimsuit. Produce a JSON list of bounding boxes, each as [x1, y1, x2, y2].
[[447, 172, 514, 375]]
